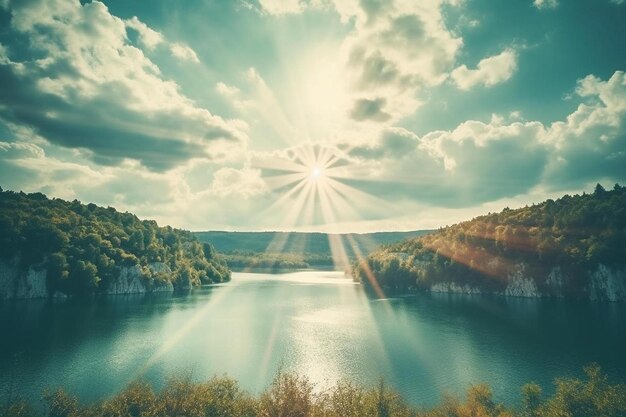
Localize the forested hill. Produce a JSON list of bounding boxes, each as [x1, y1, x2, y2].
[[194, 230, 432, 270], [195, 230, 432, 256], [0, 188, 230, 299], [354, 184, 626, 301]]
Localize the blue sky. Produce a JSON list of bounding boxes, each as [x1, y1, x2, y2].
[[0, 0, 625, 232]]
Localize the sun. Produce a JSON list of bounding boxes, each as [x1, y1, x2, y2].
[[310, 165, 324, 181]]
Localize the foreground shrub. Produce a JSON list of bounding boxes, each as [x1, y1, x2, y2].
[[1, 365, 625, 417]]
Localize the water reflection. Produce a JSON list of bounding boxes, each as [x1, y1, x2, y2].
[[1, 271, 625, 406]]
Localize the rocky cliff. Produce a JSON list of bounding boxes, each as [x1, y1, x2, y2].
[[589, 264, 626, 302], [428, 262, 626, 301], [104, 263, 175, 295], [0, 258, 176, 299], [0, 259, 49, 299]]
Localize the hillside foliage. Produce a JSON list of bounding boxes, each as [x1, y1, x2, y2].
[[0, 188, 230, 295], [195, 231, 431, 256], [222, 251, 334, 270], [196, 231, 432, 271], [353, 184, 626, 295], [1, 365, 624, 417]]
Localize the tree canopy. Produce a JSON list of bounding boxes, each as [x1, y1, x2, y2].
[[0, 188, 230, 295], [353, 184, 626, 297]]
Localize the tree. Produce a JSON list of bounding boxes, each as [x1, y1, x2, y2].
[[520, 383, 542, 417], [594, 183, 606, 195], [72, 260, 100, 292]]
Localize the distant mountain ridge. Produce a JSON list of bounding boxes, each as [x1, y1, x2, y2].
[[353, 184, 626, 301], [194, 230, 433, 258]]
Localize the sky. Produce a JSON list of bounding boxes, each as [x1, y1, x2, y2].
[[0, 0, 625, 232]]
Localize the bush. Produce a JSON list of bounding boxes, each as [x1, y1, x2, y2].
[[1, 366, 625, 417]]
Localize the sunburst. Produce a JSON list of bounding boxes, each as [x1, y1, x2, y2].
[[251, 143, 393, 278]]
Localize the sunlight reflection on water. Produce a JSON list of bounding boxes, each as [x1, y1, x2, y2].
[[1, 270, 626, 407]]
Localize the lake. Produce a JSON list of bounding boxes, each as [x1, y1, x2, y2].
[[1, 270, 626, 406]]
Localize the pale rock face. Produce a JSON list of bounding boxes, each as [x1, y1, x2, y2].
[[148, 262, 175, 292], [546, 267, 564, 297], [1, 258, 176, 298], [105, 263, 175, 294], [15, 267, 48, 298], [590, 264, 626, 302], [505, 264, 540, 298], [0, 259, 20, 299], [0, 259, 48, 299], [430, 282, 482, 294], [106, 265, 146, 294], [148, 262, 172, 275]]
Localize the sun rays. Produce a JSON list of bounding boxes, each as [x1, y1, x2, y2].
[[250, 143, 391, 272], [135, 148, 400, 382]]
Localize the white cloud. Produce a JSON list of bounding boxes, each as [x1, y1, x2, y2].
[[533, 0, 559, 9], [125, 16, 199, 63], [216, 82, 253, 111], [1, 1, 624, 232], [451, 49, 518, 90], [216, 82, 240, 97], [0, 141, 110, 200], [258, 0, 304, 15], [125, 16, 164, 50], [170, 42, 200, 63], [0, 0, 246, 171], [209, 167, 269, 198], [342, 117, 549, 206], [543, 71, 626, 187], [0, 141, 45, 159], [2, 71, 624, 231], [0, 43, 8, 64], [548, 71, 626, 145], [254, 0, 463, 122], [341, 1, 463, 121], [345, 71, 626, 206]]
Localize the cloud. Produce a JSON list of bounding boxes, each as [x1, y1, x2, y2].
[[251, 0, 523, 128], [125, 16, 199, 63], [342, 2, 463, 121], [349, 97, 391, 122], [125, 16, 164, 50], [533, 0, 559, 9], [257, 0, 305, 15], [255, 0, 463, 122], [0, 0, 242, 171], [1, 71, 623, 231], [0, 141, 45, 159], [170, 42, 200, 63], [342, 117, 549, 207], [348, 127, 418, 159], [543, 71, 626, 188], [1, 1, 623, 232], [209, 167, 269, 198], [451, 49, 518, 90], [337, 71, 626, 208], [216, 82, 241, 97], [216, 82, 253, 111], [0, 140, 109, 199], [0, 43, 8, 64]]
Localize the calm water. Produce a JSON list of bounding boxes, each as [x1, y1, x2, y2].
[[1, 271, 626, 406]]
